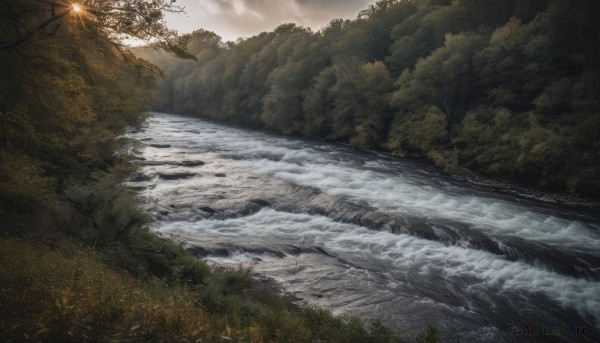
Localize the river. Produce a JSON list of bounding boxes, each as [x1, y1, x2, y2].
[[126, 112, 600, 342]]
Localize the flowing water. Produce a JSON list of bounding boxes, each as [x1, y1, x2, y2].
[[126, 113, 600, 342]]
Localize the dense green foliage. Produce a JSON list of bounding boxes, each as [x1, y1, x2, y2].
[[0, 1, 427, 341], [138, 0, 600, 198]]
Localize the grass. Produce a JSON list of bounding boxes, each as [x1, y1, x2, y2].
[[0, 237, 208, 342], [0, 236, 416, 342]]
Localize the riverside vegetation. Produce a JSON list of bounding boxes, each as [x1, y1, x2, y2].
[[0, 0, 438, 342], [136, 0, 600, 198]]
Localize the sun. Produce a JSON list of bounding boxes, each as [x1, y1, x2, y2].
[[72, 3, 82, 13]]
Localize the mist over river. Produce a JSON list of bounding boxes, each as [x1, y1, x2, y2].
[[126, 113, 600, 342]]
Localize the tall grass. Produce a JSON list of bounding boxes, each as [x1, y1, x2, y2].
[[0, 237, 415, 342], [0, 238, 208, 342]]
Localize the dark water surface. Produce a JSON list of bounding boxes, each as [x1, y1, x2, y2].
[[126, 113, 600, 342]]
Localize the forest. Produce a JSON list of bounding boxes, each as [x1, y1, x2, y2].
[[1, 0, 599, 341], [0, 0, 435, 341], [136, 0, 600, 198]]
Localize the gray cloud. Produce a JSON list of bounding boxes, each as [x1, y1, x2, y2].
[[165, 0, 373, 41]]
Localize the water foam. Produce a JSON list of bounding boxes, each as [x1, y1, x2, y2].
[[136, 114, 600, 255], [159, 209, 600, 322], [127, 114, 600, 339]]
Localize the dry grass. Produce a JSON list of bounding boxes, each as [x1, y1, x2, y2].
[[0, 237, 410, 342], [0, 237, 211, 342]]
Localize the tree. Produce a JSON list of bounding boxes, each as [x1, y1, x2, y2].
[[262, 29, 327, 134], [355, 0, 415, 61], [1, 0, 190, 57], [302, 66, 337, 137], [474, 17, 534, 110], [0, 0, 187, 217], [392, 32, 484, 135], [329, 59, 393, 148]]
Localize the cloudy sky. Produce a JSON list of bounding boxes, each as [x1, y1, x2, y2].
[[164, 0, 374, 42]]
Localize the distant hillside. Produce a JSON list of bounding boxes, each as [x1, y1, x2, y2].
[[136, 0, 600, 198]]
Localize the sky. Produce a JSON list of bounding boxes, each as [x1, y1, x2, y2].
[[164, 0, 374, 42]]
